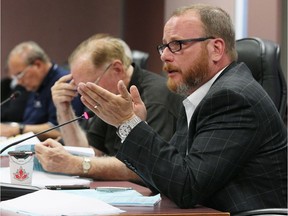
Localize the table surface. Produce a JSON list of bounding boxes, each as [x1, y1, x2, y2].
[[0, 156, 230, 216]]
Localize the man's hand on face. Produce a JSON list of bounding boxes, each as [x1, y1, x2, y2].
[[52, 74, 78, 113]]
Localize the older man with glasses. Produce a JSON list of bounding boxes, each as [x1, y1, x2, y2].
[[0, 41, 84, 140], [34, 34, 184, 183]]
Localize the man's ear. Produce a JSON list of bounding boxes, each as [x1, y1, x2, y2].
[[33, 59, 42, 69], [210, 38, 225, 62], [111, 60, 124, 73]]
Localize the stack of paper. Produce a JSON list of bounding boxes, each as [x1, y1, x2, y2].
[[0, 189, 125, 215], [62, 188, 161, 206], [0, 167, 92, 188], [0, 132, 40, 155], [0, 132, 95, 157]]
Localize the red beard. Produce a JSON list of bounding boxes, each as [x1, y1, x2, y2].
[[164, 47, 210, 96]]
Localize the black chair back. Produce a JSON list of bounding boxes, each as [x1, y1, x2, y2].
[[236, 37, 287, 121], [233, 208, 288, 216]]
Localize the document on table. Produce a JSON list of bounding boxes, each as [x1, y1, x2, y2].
[[0, 132, 95, 157], [0, 189, 125, 215], [0, 167, 92, 188], [62, 188, 161, 206], [0, 132, 40, 155]]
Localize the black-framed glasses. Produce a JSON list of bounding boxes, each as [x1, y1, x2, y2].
[[11, 64, 32, 81], [94, 63, 112, 85], [157, 36, 215, 55]]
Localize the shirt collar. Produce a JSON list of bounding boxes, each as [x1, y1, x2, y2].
[[183, 66, 227, 126], [36, 63, 57, 93]]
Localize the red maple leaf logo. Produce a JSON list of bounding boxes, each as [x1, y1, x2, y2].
[[13, 166, 29, 181]]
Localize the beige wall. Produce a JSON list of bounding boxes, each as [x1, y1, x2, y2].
[[248, 0, 281, 42], [1, 0, 286, 77], [1, 0, 165, 75], [164, 0, 287, 78], [164, 0, 235, 23], [1, 0, 123, 75], [164, 0, 283, 43]]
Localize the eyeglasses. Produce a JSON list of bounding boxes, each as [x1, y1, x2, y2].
[[94, 63, 112, 85], [11, 65, 32, 80], [157, 36, 214, 55]]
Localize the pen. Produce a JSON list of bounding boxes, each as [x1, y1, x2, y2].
[[45, 185, 90, 190], [95, 186, 133, 192]]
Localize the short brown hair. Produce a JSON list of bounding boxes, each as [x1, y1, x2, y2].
[[171, 4, 237, 61]]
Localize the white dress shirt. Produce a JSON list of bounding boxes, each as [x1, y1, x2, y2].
[[183, 68, 226, 127]]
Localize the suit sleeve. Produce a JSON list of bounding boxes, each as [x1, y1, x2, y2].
[[116, 89, 261, 208]]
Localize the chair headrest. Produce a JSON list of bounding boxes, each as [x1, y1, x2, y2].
[[236, 37, 280, 84], [235, 37, 287, 117]]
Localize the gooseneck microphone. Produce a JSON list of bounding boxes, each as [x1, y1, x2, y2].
[[0, 91, 21, 107], [0, 111, 95, 154]]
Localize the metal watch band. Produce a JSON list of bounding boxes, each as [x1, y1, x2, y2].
[[116, 115, 142, 142]]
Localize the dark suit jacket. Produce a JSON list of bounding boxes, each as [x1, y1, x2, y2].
[[116, 62, 287, 214]]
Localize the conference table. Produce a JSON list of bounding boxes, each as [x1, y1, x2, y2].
[[0, 156, 230, 216]]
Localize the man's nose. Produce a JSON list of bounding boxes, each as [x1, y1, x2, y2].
[[160, 47, 174, 62]]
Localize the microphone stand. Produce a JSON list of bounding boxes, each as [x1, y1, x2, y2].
[[0, 111, 94, 154], [0, 91, 21, 107]]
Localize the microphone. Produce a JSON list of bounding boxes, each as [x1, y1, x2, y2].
[[0, 91, 21, 107], [0, 111, 95, 154]]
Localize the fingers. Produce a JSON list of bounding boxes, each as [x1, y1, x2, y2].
[[130, 85, 147, 121], [118, 80, 131, 101], [35, 139, 61, 153], [57, 74, 73, 83], [77, 82, 97, 111], [52, 74, 78, 108], [77, 82, 113, 110], [52, 74, 75, 91], [85, 82, 115, 101], [77, 81, 135, 126], [130, 85, 142, 105]]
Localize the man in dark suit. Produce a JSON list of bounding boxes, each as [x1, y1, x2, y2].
[[77, 4, 287, 214]]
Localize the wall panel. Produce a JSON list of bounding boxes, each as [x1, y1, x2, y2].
[[1, 0, 122, 76]]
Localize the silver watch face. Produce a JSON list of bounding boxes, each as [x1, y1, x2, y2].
[[119, 124, 132, 137], [83, 158, 91, 171], [117, 116, 141, 140], [83, 162, 91, 169]]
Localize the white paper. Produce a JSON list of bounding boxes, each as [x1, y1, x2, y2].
[[63, 146, 95, 157], [0, 132, 40, 155], [63, 189, 162, 206], [0, 167, 92, 188], [0, 189, 125, 215], [0, 132, 95, 157]]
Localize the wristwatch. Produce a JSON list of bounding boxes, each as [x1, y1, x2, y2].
[[82, 157, 91, 174], [116, 115, 142, 142], [19, 123, 25, 134]]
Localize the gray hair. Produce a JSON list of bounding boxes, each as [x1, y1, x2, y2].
[[8, 41, 50, 65], [69, 34, 132, 69]]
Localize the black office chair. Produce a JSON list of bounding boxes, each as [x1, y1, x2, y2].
[[236, 37, 287, 122], [132, 50, 149, 69], [233, 208, 288, 216]]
